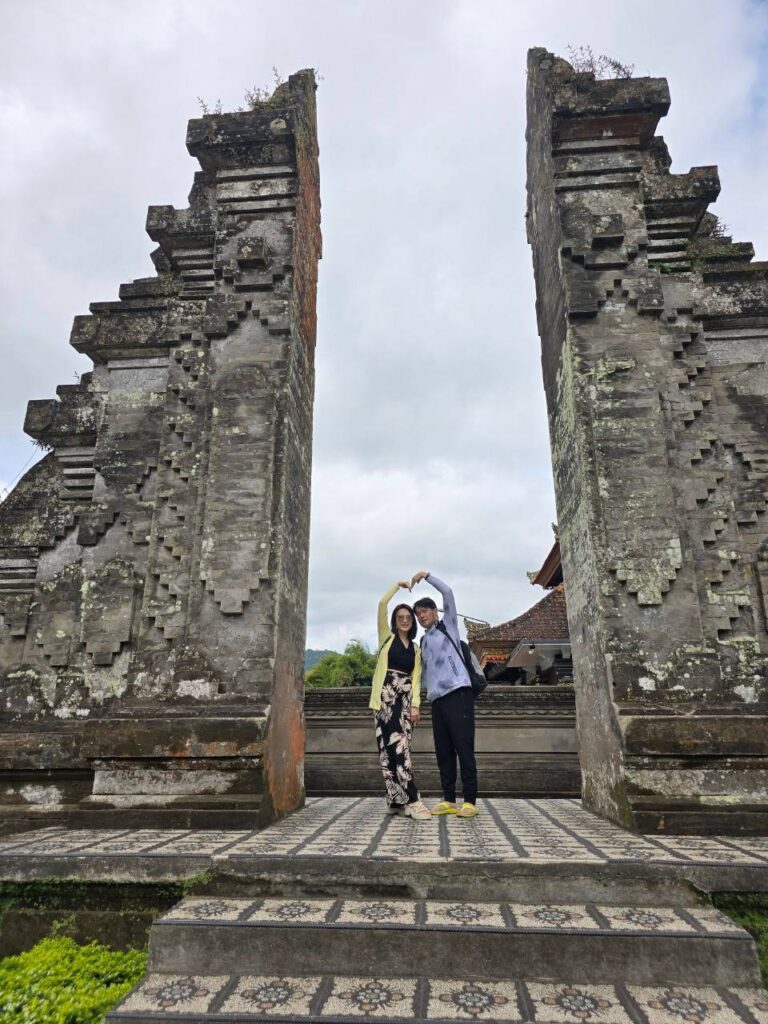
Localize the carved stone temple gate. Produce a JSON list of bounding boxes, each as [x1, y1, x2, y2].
[[526, 50, 768, 833], [0, 72, 321, 831]]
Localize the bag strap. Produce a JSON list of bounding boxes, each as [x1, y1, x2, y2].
[[436, 620, 470, 671]]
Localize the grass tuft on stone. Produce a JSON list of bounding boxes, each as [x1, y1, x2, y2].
[[0, 936, 146, 1023], [712, 893, 768, 987]]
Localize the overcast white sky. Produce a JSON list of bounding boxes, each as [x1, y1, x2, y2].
[[1, 0, 767, 651]]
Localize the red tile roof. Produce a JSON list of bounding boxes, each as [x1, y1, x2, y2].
[[472, 584, 569, 646]]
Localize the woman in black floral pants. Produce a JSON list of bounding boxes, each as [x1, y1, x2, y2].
[[368, 581, 430, 821]]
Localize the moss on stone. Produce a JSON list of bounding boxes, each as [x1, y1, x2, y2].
[[0, 877, 187, 912], [0, 878, 189, 957], [712, 892, 768, 986]]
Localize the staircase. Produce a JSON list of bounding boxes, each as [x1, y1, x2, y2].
[[105, 800, 767, 1023], [305, 687, 581, 798]]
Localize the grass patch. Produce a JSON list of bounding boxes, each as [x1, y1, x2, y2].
[[712, 892, 768, 987], [0, 936, 146, 1023]]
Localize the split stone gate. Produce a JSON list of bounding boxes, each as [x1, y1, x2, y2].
[[0, 72, 321, 830], [527, 50, 767, 833], [0, 55, 766, 835]]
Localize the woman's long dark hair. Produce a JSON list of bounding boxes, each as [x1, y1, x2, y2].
[[390, 603, 417, 641]]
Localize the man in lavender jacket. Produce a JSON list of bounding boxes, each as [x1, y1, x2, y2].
[[411, 571, 478, 818]]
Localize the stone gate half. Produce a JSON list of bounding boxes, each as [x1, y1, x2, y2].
[[526, 50, 767, 833], [0, 71, 321, 831]]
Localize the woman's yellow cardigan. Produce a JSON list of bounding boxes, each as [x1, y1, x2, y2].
[[368, 583, 422, 712]]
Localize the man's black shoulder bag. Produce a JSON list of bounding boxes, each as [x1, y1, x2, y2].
[[435, 621, 488, 698]]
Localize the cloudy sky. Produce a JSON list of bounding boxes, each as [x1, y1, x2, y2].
[[1, 0, 767, 651]]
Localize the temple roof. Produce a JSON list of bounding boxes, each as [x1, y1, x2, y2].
[[528, 537, 563, 589], [471, 584, 569, 646]]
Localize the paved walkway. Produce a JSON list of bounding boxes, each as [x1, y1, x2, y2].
[[110, 972, 768, 1023], [2, 799, 767, 867], [3, 798, 765, 1022]]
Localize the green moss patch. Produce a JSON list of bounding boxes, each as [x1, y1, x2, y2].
[[0, 936, 146, 1023], [0, 879, 190, 958], [712, 892, 768, 987]]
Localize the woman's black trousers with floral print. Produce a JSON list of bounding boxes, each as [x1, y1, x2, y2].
[[373, 671, 420, 807]]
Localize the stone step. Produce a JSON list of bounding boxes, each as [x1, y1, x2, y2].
[[3, 798, 768, 897], [146, 896, 760, 987], [106, 972, 768, 1023], [304, 753, 581, 799], [0, 805, 263, 836]]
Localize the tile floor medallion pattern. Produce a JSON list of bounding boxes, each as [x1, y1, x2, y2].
[[427, 979, 519, 1021], [526, 982, 633, 1024], [627, 987, 743, 1024], [248, 899, 337, 924], [155, 896, 749, 937], [3, 800, 768, 867], [510, 905, 602, 931], [220, 976, 322, 1016], [160, 897, 254, 922], [335, 900, 417, 925], [107, 977, 768, 1022], [595, 907, 696, 933], [321, 976, 418, 1019], [117, 974, 228, 1013], [424, 901, 508, 929]]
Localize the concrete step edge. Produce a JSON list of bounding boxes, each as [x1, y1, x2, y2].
[[147, 925, 761, 987], [153, 896, 748, 939]]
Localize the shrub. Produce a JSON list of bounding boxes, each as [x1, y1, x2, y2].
[[566, 45, 634, 79], [305, 639, 377, 688], [696, 211, 730, 239], [0, 937, 146, 1024]]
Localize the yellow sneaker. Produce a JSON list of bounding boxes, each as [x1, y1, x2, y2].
[[457, 802, 479, 818], [430, 801, 459, 816]]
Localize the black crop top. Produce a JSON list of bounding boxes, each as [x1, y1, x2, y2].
[[387, 635, 415, 674]]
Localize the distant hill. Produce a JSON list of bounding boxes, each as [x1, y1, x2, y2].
[[304, 649, 335, 672]]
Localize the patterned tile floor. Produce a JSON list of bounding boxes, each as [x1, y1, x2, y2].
[[3, 799, 768, 866], [109, 973, 768, 1022], [156, 895, 745, 937]]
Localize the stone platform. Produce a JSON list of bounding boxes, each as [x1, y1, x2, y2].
[[3, 798, 767, 1021], [1, 799, 767, 896]]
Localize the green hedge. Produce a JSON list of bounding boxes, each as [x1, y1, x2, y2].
[[0, 937, 146, 1024]]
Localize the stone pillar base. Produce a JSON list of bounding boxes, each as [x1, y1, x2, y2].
[[620, 712, 768, 835]]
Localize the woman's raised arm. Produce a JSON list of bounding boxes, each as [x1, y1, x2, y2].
[[377, 581, 410, 645]]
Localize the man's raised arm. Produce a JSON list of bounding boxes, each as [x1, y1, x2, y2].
[[411, 571, 460, 645]]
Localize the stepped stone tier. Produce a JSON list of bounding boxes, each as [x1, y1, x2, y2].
[[2, 800, 768, 1022], [526, 50, 768, 833], [0, 71, 321, 831], [304, 685, 581, 797]]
